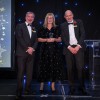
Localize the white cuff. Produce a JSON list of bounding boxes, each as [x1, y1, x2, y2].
[[67, 45, 71, 49], [77, 44, 82, 48]]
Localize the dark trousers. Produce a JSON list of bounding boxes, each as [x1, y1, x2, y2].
[[17, 54, 35, 92], [65, 48, 85, 89]]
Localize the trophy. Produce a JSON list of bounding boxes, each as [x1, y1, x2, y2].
[[49, 32, 53, 38]]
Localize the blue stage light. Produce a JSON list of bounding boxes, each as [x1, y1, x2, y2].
[[92, 72, 94, 75], [64, 2, 68, 5], [18, 18, 21, 22], [24, 79, 26, 84], [36, 0, 39, 3], [21, 3, 24, 6], [24, 75, 26, 78], [39, 21, 42, 25], [91, 44, 93, 48], [23, 75, 26, 84], [88, 12, 92, 16], [48, 82, 51, 86], [74, 3, 78, 6], [85, 66, 88, 69], [55, 14, 58, 18]]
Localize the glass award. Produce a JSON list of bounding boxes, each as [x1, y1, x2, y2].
[[49, 32, 53, 38]]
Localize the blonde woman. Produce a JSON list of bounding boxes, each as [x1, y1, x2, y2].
[[37, 13, 63, 94]]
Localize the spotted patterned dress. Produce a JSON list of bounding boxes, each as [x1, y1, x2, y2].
[[37, 26, 64, 82]]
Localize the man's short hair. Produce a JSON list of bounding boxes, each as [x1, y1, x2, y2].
[[26, 11, 35, 17]]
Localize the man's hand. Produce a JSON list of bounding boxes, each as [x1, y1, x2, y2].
[[74, 45, 80, 54], [68, 46, 76, 54], [26, 47, 35, 55], [68, 45, 81, 54]]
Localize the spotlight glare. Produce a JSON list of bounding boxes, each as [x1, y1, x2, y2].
[[74, 3, 78, 6], [48, 82, 51, 86], [65, 2, 68, 5]]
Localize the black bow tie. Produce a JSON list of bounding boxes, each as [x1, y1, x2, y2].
[[27, 24, 32, 26], [68, 23, 73, 25]]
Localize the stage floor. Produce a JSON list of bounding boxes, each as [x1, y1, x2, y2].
[[0, 79, 100, 100]]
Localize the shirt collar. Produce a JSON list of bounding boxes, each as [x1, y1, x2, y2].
[[25, 21, 29, 26], [25, 21, 32, 26], [68, 20, 73, 23]]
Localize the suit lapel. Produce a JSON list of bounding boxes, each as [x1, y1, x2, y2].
[[23, 23, 31, 39], [31, 27, 36, 40], [73, 20, 77, 35], [31, 27, 34, 39], [64, 22, 69, 37], [30, 31, 34, 40]]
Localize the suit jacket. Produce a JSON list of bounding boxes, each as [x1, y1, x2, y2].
[[15, 23, 38, 56], [60, 19, 86, 55]]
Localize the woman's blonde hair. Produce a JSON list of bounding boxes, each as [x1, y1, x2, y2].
[[43, 13, 56, 28]]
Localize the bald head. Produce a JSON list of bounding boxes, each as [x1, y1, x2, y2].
[[64, 10, 73, 16], [64, 10, 74, 22]]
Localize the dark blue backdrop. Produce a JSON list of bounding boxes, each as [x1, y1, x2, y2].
[[15, 0, 100, 39]]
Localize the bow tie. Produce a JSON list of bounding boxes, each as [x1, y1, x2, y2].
[[27, 24, 32, 26], [68, 23, 73, 25]]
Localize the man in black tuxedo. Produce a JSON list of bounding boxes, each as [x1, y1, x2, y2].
[[15, 12, 37, 99], [61, 10, 87, 95]]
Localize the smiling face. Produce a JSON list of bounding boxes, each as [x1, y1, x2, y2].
[[25, 12, 35, 24], [43, 13, 56, 27], [64, 10, 74, 22], [47, 15, 54, 24]]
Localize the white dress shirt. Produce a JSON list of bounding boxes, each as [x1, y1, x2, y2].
[[68, 21, 78, 45], [25, 22, 32, 38]]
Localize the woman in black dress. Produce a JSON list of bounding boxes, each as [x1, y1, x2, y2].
[[37, 13, 63, 93]]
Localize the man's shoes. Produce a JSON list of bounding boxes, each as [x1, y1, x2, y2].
[[40, 90, 44, 94], [24, 89, 35, 95], [52, 90, 57, 95], [15, 91, 22, 100], [24, 90, 30, 95], [79, 87, 88, 95], [15, 96, 21, 100], [81, 89, 88, 95], [68, 88, 75, 95], [68, 91, 74, 95]]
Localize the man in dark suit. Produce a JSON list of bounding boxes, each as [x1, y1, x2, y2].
[[15, 11, 37, 99], [61, 10, 87, 95]]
